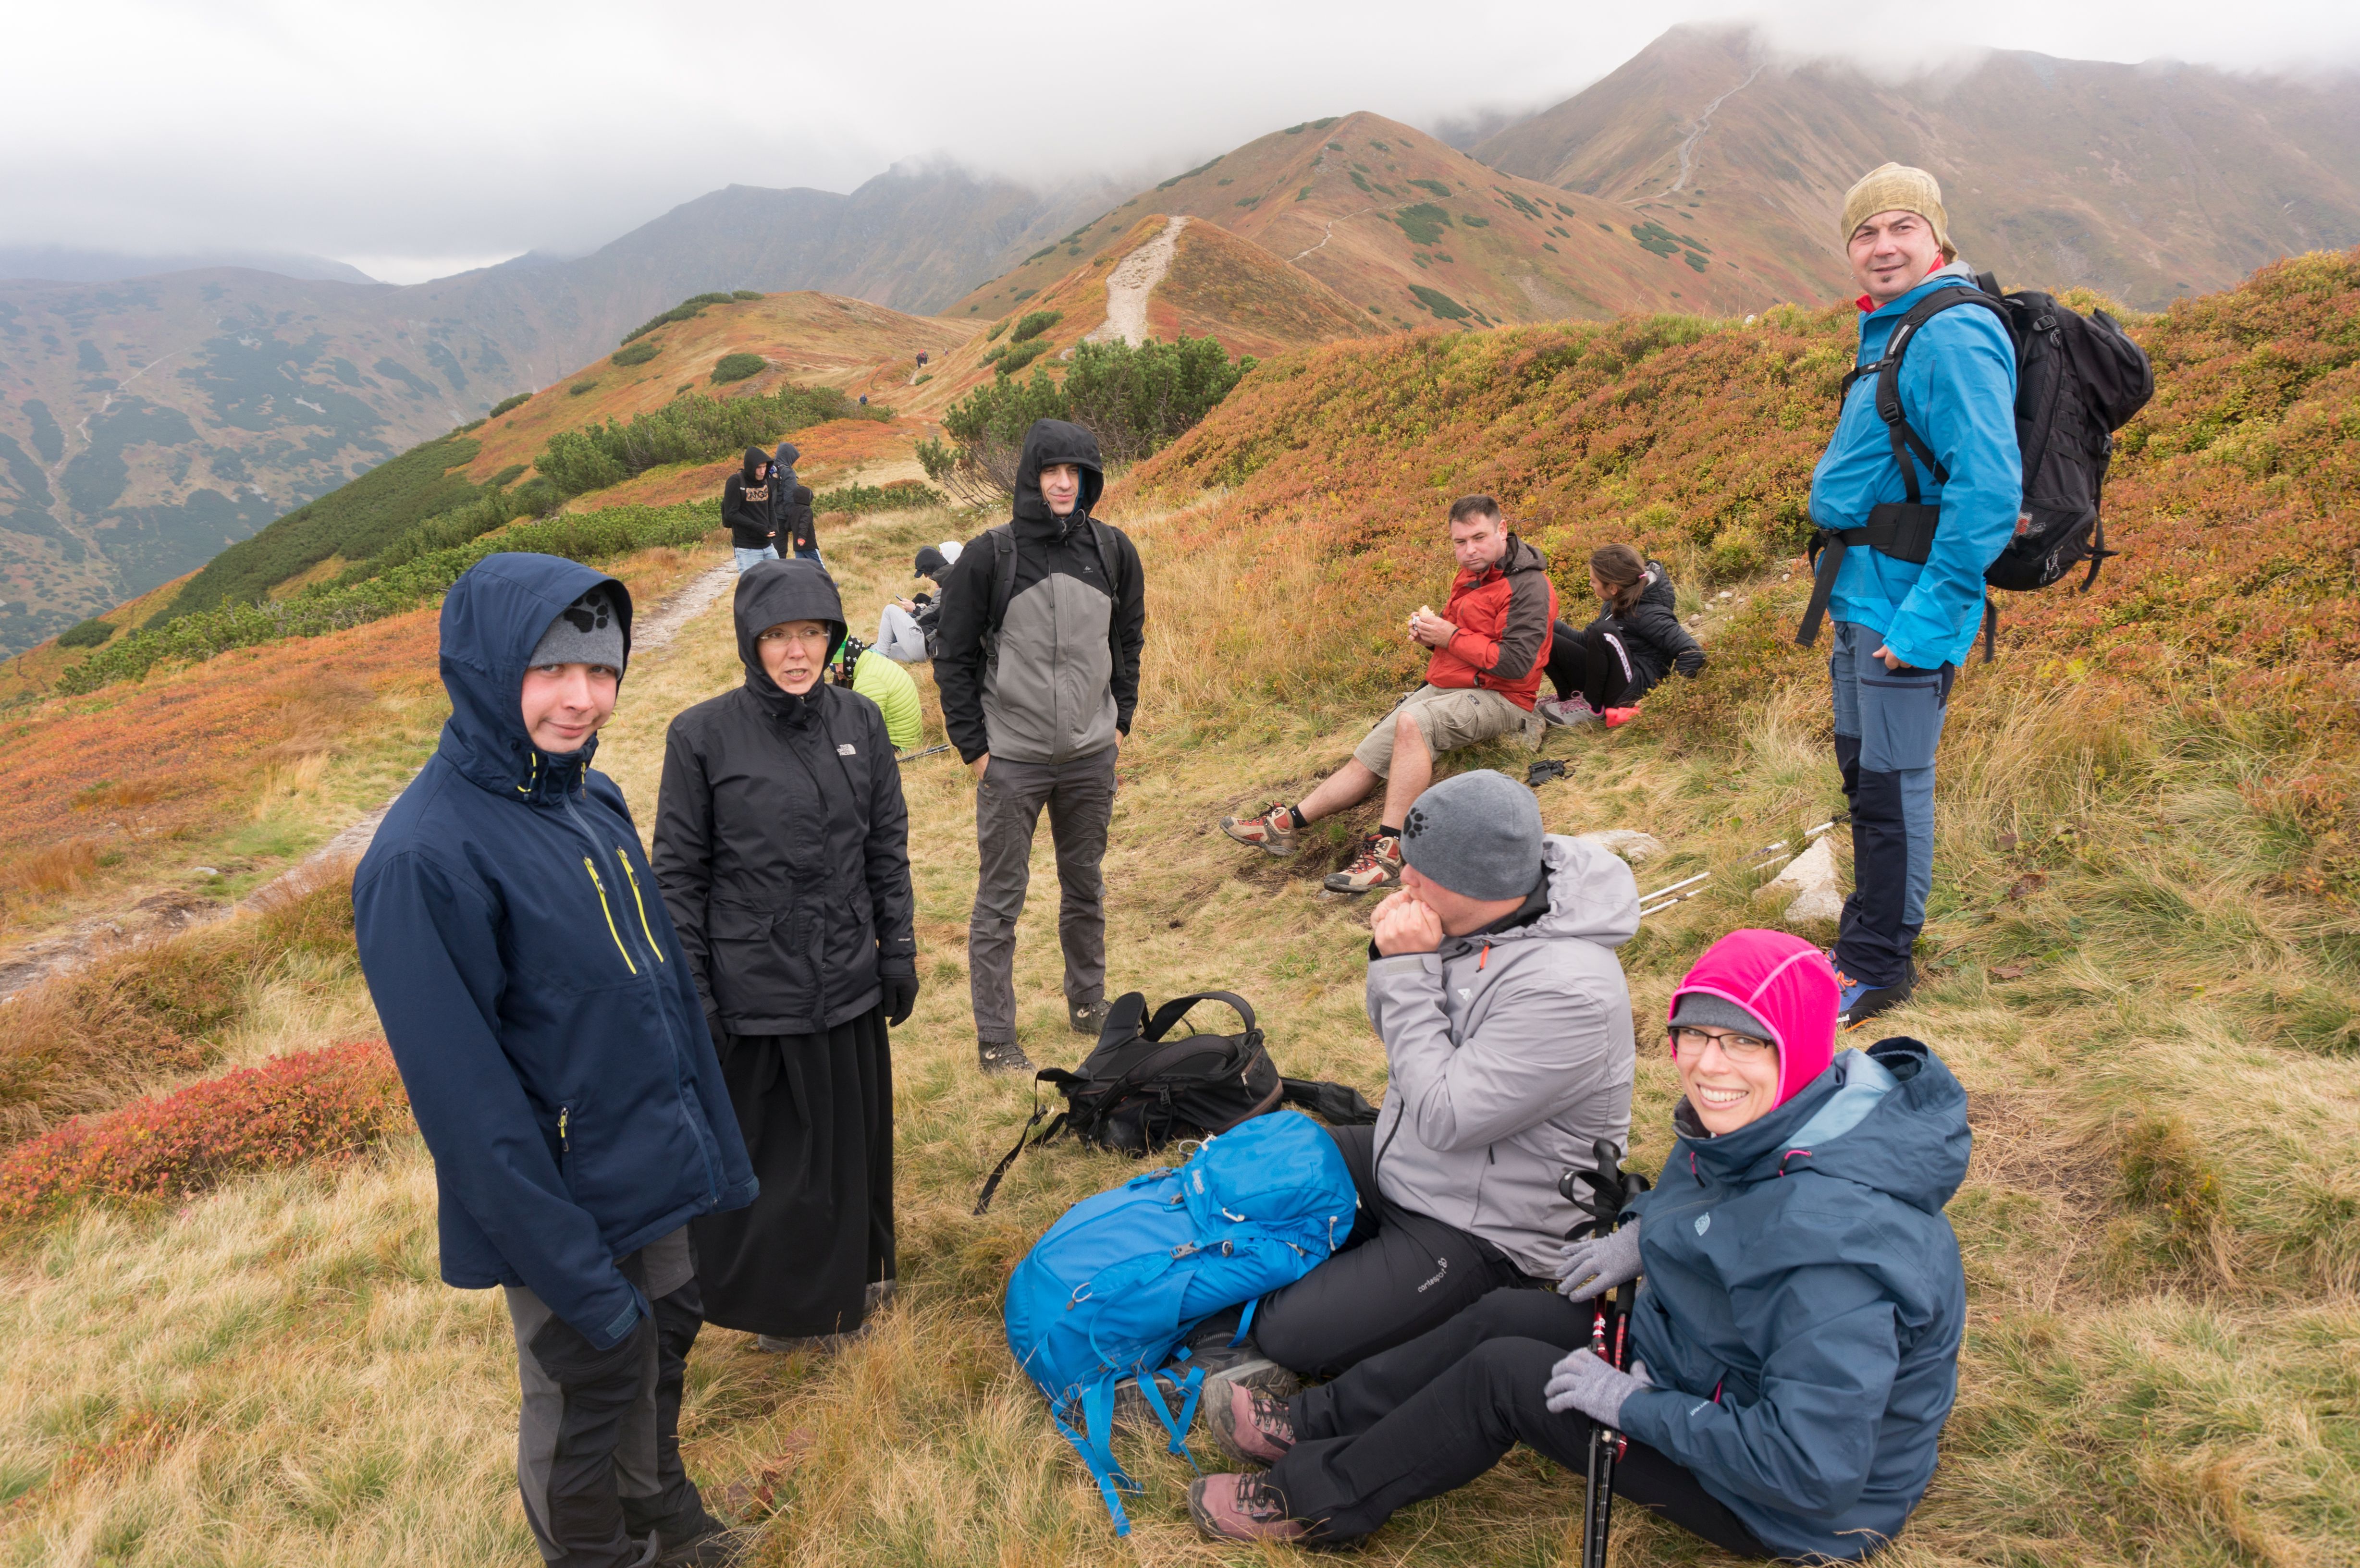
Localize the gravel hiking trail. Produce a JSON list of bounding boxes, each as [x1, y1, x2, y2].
[[1086, 215, 1189, 347], [0, 560, 740, 1002]]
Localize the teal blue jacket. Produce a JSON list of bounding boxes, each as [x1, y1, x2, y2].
[[1807, 266, 2021, 670], [1615, 1039, 1970, 1561]]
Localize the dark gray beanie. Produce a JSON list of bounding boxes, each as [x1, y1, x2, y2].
[[1669, 992, 1773, 1040], [1399, 770, 1544, 901], [528, 586, 626, 673]]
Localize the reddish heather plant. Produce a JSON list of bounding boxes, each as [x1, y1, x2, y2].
[[0, 1040, 409, 1221]]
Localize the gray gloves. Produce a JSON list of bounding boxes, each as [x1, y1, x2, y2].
[[1543, 1348, 1651, 1426], [1556, 1219, 1642, 1301]]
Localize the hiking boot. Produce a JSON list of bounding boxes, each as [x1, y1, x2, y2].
[[1536, 696, 1601, 728], [1109, 1354, 1299, 1433], [1069, 998, 1111, 1036], [1829, 955, 1914, 1032], [1188, 1473, 1305, 1544], [657, 1525, 753, 1567], [1601, 704, 1643, 729], [977, 1038, 1033, 1076], [1204, 1373, 1297, 1465], [1221, 803, 1301, 858], [1323, 832, 1402, 894], [865, 1278, 895, 1314]]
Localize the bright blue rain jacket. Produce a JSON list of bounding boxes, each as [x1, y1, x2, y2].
[[355, 553, 756, 1348], [1808, 264, 2021, 670], [1615, 1039, 1970, 1561]]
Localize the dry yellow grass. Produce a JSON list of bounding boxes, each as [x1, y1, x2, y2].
[[2, 508, 2355, 1567]]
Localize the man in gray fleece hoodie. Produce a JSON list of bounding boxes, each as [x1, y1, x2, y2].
[[1252, 769, 1638, 1378]]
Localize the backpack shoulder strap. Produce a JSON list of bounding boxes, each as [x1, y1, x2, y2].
[[984, 525, 1020, 639], [1869, 286, 2011, 506], [1086, 518, 1127, 599], [1143, 991, 1257, 1043]]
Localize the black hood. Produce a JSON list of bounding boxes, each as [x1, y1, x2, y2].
[[1011, 418, 1104, 533], [740, 446, 770, 485], [913, 545, 949, 579], [773, 441, 800, 471], [734, 557, 846, 709]]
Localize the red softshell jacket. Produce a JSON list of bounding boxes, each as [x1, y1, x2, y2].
[[1426, 536, 1558, 710]]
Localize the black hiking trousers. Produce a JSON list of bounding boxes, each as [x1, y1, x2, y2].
[[1544, 622, 1646, 712], [1266, 1286, 1773, 1556], [1250, 1123, 1543, 1379]]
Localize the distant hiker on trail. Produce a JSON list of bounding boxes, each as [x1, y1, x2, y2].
[[1536, 543, 1705, 729], [834, 633, 924, 752], [1808, 164, 2019, 1029], [1190, 929, 1970, 1562], [1222, 495, 1556, 894], [353, 554, 757, 1568], [875, 540, 961, 663], [722, 447, 776, 572], [1239, 770, 1636, 1381], [782, 483, 822, 566], [932, 418, 1144, 1076], [651, 559, 916, 1355], [771, 440, 799, 491]]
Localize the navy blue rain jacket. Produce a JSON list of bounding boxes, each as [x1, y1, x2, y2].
[[354, 553, 757, 1348], [1616, 1038, 1970, 1561]]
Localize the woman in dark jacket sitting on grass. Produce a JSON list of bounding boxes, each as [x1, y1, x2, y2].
[[1189, 928, 1970, 1562], [653, 558, 919, 1352], [1538, 543, 1707, 729]]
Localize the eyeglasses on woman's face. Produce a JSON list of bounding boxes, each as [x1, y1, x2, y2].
[[1668, 1026, 1774, 1062], [757, 625, 832, 648]]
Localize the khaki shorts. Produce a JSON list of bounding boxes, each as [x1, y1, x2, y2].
[[1352, 684, 1531, 778]]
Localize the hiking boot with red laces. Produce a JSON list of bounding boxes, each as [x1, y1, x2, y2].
[[1204, 1374, 1296, 1465], [1221, 803, 1301, 858], [1188, 1473, 1305, 1544], [1535, 696, 1602, 728], [1324, 831, 1402, 894], [1601, 704, 1643, 729]]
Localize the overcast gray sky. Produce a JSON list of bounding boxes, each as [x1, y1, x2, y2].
[[6, 0, 2356, 284]]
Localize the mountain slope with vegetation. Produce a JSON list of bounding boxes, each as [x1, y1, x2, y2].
[[1475, 24, 2360, 312], [0, 253, 2352, 1567]]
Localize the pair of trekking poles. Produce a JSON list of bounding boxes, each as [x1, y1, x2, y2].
[[1636, 818, 1841, 920], [1561, 1139, 1653, 1568]]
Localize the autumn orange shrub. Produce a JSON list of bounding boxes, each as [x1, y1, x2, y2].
[[0, 1039, 408, 1221]]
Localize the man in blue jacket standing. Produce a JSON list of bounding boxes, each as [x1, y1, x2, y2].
[[1805, 163, 2020, 1028], [355, 552, 759, 1568]]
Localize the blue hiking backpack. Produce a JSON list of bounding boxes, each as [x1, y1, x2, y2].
[[1002, 1110, 1357, 1533]]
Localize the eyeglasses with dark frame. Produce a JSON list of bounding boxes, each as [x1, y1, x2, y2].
[[1667, 1026, 1775, 1062]]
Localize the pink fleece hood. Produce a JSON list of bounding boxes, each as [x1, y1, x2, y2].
[[1669, 930, 1841, 1109]]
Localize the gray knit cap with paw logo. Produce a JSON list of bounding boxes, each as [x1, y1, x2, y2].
[[1399, 769, 1544, 901], [527, 585, 626, 674]]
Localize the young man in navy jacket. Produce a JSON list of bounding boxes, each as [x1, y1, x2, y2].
[[1807, 164, 2020, 1027], [355, 553, 758, 1568]]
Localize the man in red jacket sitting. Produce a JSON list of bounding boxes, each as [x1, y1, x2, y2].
[[1222, 495, 1557, 893]]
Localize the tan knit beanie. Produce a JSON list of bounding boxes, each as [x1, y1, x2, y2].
[[1840, 163, 1953, 259]]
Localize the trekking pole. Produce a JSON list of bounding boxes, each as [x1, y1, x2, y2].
[[896, 743, 952, 762], [1636, 820, 1838, 919], [1561, 1139, 1648, 1568]]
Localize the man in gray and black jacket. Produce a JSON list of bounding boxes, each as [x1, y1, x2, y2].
[[933, 418, 1145, 1074]]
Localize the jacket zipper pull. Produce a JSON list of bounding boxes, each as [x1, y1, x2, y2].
[[558, 1105, 570, 1152]]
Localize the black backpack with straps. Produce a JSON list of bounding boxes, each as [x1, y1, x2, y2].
[[972, 991, 1378, 1213], [973, 516, 1131, 653], [1796, 272, 2153, 661]]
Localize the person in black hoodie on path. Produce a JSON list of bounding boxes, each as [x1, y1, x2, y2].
[[1537, 543, 1706, 729], [652, 559, 917, 1352], [932, 419, 1144, 1075], [781, 483, 822, 565], [721, 448, 776, 572]]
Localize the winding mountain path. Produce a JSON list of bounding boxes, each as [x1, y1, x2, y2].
[[1086, 215, 1189, 347], [1650, 63, 1765, 198]]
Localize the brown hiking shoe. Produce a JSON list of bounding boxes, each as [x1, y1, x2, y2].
[[1324, 832, 1401, 894], [1221, 803, 1301, 858], [1188, 1473, 1305, 1544], [1204, 1374, 1297, 1465], [977, 1039, 1033, 1076]]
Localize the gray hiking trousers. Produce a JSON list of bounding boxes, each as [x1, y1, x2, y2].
[[505, 1228, 716, 1567], [969, 746, 1118, 1042]]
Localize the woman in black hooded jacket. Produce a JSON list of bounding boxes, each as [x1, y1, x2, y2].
[[1538, 543, 1706, 728], [652, 559, 918, 1349]]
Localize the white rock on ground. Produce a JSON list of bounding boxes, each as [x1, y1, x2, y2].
[[1749, 837, 1843, 925], [1574, 829, 1667, 863]]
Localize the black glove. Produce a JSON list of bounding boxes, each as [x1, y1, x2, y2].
[[529, 1298, 652, 1387], [881, 972, 919, 1027]]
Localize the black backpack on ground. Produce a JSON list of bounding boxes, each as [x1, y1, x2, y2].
[[1796, 271, 2154, 661], [971, 990, 1379, 1213]]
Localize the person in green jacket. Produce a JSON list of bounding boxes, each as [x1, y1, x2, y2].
[[835, 636, 923, 752]]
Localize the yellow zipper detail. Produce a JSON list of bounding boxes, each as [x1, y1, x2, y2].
[[582, 857, 638, 974], [617, 850, 664, 963]]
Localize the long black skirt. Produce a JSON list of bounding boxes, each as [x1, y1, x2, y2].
[[690, 1004, 893, 1337]]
